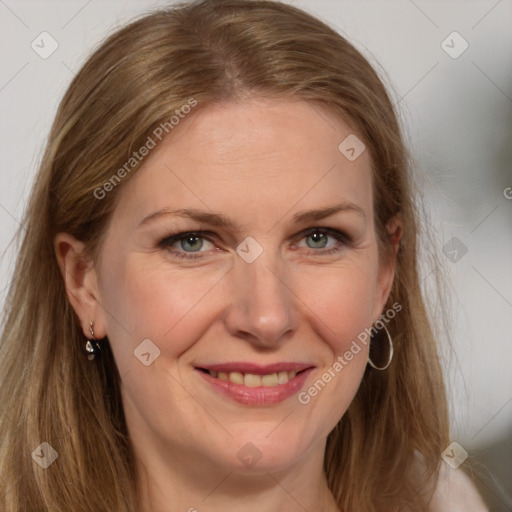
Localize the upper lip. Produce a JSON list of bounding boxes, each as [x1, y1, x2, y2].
[[196, 362, 314, 375]]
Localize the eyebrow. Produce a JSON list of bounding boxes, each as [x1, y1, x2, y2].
[[138, 202, 366, 230]]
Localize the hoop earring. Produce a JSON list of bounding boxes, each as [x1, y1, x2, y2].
[[368, 324, 393, 370], [85, 321, 101, 361]]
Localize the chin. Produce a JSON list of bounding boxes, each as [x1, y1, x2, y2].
[[217, 426, 322, 474]]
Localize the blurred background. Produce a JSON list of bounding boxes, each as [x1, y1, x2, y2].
[[1, 1, 510, 509]]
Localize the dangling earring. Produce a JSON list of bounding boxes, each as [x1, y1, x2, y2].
[[85, 321, 101, 361], [368, 324, 394, 370]]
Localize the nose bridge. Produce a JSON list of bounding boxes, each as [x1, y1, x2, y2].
[[225, 247, 297, 344]]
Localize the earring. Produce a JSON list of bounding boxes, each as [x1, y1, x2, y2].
[[368, 324, 394, 370], [85, 321, 101, 361]]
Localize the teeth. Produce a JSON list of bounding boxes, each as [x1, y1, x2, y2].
[[277, 371, 289, 384], [244, 373, 261, 387], [208, 369, 299, 387], [261, 373, 278, 386], [228, 372, 244, 385]]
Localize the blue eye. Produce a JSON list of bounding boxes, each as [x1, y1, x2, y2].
[[306, 231, 329, 249], [296, 228, 350, 256], [159, 227, 351, 261], [178, 235, 204, 252], [159, 231, 215, 259]]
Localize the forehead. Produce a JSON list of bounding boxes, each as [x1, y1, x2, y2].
[[111, 98, 374, 228]]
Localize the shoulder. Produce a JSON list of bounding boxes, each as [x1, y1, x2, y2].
[[405, 450, 489, 512], [426, 462, 488, 512]]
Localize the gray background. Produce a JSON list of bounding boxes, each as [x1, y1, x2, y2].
[[1, 0, 511, 509]]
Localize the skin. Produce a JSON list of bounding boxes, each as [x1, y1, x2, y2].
[[56, 97, 402, 512]]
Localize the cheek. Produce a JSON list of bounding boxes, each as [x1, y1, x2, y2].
[[291, 258, 378, 429], [97, 255, 228, 439], [295, 259, 378, 353], [97, 253, 226, 368]]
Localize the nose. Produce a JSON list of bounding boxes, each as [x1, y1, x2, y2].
[[223, 251, 298, 347]]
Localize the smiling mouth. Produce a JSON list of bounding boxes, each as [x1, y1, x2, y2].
[[195, 364, 314, 405], [197, 368, 307, 387]]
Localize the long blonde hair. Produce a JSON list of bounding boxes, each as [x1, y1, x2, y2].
[[0, 1, 449, 510]]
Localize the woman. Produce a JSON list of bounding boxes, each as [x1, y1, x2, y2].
[[0, 1, 488, 511]]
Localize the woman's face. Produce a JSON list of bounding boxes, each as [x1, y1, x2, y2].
[[92, 98, 397, 473]]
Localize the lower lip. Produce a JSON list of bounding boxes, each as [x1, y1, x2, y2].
[[197, 368, 314, 406]]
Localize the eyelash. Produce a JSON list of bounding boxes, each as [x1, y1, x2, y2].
[[158, 228, 353, 261]]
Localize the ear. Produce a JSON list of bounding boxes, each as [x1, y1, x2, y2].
[[54, 233, 107, 339], [372, 213, 403, 322]]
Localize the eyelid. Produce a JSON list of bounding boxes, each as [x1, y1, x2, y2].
[[160, 230, 216, 246], [160, 227, 349, 247], [159, 226, 353, 262], [293, 226, 351, 243]]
